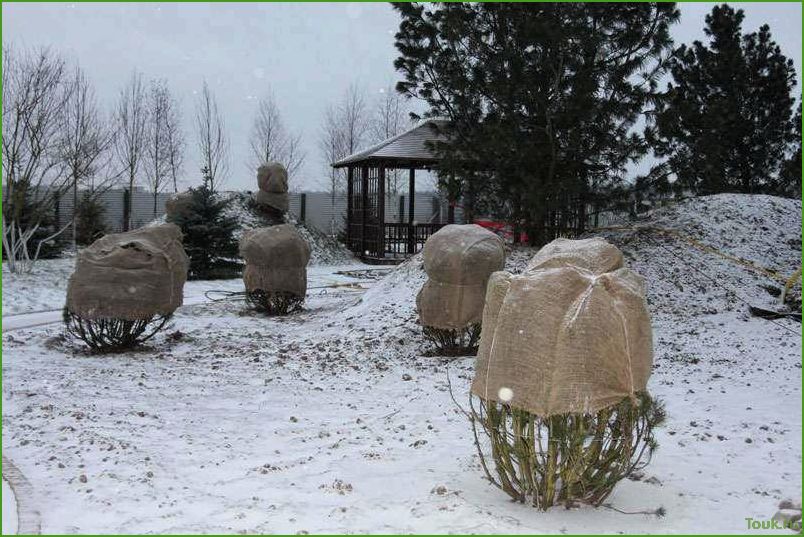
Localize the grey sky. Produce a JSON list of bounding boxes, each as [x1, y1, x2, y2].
[[3, 2, 801, 192]]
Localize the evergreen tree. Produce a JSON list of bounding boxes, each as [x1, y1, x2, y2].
[[393, 3, 679, 245], [776, 103, 802, 198], [75, 194, 108, 246], [166, 167, 241, 280], [647, 4, 797, 195]]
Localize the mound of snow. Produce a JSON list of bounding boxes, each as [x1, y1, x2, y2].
[[593, 194, 801, 318], [644, 194, 800, 273], [222, 192, 356, 266]]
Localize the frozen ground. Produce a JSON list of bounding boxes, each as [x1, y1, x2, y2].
[[1, 194, 801, 533]]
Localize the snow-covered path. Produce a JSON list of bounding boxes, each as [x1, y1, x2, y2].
[[3, 310, 64, 333], [2, 290, 218, 333], [1, 264, 374, 332], [2, 478, 18, 535]]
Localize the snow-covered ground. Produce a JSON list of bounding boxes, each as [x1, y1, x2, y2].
[[1, 194, 801, 533], [3, 478, 18, 535]]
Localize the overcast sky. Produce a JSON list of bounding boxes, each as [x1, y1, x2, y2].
[[3, 2, 802, 192]]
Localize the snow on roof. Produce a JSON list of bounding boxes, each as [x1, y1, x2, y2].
[[332, 119, 450, 168]]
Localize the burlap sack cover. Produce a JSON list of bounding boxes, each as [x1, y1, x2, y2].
[[164, 192, 193, 220], [239, 224, 311, 297], [254, 162, 289, 212], [526, 237, 624, 274], [416, 224, 505, 330], [471, 237, 653, 416], [255, 190, 289, 213], [66, 224, 189, 321]]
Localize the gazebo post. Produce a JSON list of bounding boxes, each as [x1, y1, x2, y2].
[[346, 166, 354, 250], [407, 168, 415, 254], [447, 172, 456, 224], [378, 165, 386, 258], [361, 165, 368, 257]]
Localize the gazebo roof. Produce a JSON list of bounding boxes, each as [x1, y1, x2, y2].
[[332, 119, 449, 169]]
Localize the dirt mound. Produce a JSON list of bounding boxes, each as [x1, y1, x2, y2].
[[592, 194, 801, 319]]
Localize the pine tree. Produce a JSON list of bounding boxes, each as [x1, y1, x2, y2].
[[648, 4, 797, 195], [75, 194, 108, 246], [166, 167, 241, 280], [777, 103, 802, 198], [393, 3, 679, 245]]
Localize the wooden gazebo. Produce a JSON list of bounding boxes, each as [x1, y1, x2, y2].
[[333, 119, 455, 264]]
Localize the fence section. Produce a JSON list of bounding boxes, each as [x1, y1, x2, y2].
[[52, 188, 173, 233], [289, 190, 453, 237], [44, 187, 452, 239]]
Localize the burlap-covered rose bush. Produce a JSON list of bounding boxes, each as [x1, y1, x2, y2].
[[64, 224, 189, 351], [239, 224, 310, 314], [470, 237, 665, 509], [416, 224, 505, 354]]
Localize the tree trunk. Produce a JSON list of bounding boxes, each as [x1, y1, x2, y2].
[[464, 182, 476, 224], [72, 174, 78, 250], [125, 172, 134, 231], [123, 188, 131, 232], [527, 204, 546, 247]]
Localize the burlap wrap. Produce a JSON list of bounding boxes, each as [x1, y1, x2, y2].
[[254, 162, 289, 212], [239, 224, 311, 297], [416, 224, 505, 330], [526, 237, 624, 274], [254, 190, 289, 213], [164, 192, 193, 220], [471, 237, 653, 416], [66, 224, 189, 321]]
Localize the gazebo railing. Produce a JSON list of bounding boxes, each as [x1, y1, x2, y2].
[[383, 222, 444, 256]]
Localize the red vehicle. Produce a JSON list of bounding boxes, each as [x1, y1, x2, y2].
[[473, 219, 529, 244]]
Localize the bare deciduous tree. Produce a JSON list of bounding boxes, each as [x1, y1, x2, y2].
[[144, 79, 172, 219], [2, 45, 72, 273], [249, 90, 305, 180], [194, 81, 229, 191], [319, 103, 347, 196], [371, 84, 407, 144], [60, 63, 116, 250], [164, 92, 185, 193], [114, 70, 148, 231], [341, 83, 369, 158], [144, 79, 184, 215], [318, 83, 369, 234], [371, 83, 410, 197]]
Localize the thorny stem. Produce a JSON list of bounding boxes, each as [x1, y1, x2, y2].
[[63, 308, 172, 352], [470, 393, 664, 510], [422, 324, 481, 356], [245, 290, 304, 316]]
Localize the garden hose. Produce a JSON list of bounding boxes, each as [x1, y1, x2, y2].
[[203, 282, 366, 302]]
